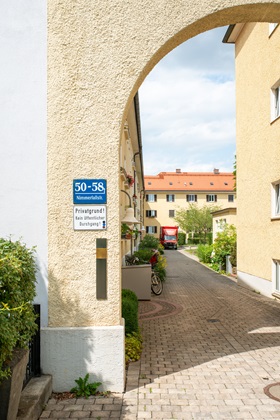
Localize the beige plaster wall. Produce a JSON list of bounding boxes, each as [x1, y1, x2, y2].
[[235, 22, 280, 283], [48, 1, 280, 326], [145, 192, 236, 237]]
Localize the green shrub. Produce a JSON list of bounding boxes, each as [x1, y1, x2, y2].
[[139, 234, 160, 249], [153, 253, 167, 282], [133, 248, 153, 264], [211, 225, 236, 271], [125, 332, 143, 363], [229, 244, 237, 267], [0, 238, 38, 383], [197, 244, 213, 263], [122, 288, 138, 304], [178, 232, 186, 245], [122, 289, 138, 335]]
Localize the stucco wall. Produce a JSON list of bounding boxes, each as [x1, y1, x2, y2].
[[47, 1, 280, 327], [0, 1, 48, 326], [235, 23, 280, 284]]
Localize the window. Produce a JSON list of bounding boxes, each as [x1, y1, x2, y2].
[[146, 226, 157, 234], [272, 181, 280, 217], [216, 219, 227, 232], [228, 194, 234, 202], [186, 194, 197, 202], [206, 194, 217, 202], [166, 194, 175, 202], [169, 210, 175, 218], [273, 260, 280, 293], [271, 83, 280, 121], [146, 194, 157, 202], [269, 23, 279, 35], [146, 210, 157, 217]]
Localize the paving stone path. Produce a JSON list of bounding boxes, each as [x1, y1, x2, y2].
[[40, 249, 280, 419]]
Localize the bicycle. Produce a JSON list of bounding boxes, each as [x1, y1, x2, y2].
[[151, 269, 163, 295]]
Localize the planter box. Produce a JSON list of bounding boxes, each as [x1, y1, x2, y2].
[[122, 264, 151, 300], [0, 349, 29, 420]]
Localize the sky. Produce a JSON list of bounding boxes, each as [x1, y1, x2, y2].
[[138, 26, 236, 176]]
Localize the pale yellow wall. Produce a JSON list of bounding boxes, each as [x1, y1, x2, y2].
[[48, 2, 280, 327], [145, 191, 236, 237], [120, 106, 144, 261], [212, 209, 237, 241], [236, 23, 280, 283]]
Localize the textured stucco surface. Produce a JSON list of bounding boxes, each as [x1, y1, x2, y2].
[[48, 1, 280, 327], [235, 22, 280, 285], [41, 325, 125, 392]]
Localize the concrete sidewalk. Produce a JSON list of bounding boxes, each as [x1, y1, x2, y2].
[[40, 250, 280, 419]]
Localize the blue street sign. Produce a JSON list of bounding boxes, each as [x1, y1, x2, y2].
[[73, 179, 107, 204]]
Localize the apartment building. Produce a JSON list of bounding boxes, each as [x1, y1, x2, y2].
[[144, 169, 235, 237], [223, 22, 280, 298]]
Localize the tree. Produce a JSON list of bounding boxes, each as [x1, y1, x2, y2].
[[175, 203, 220, 243]]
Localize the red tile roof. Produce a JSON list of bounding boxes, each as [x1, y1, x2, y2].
[[145, 170, 235, 192]]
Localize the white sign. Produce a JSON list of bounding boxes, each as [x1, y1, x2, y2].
[[73, 205, 107, 230]]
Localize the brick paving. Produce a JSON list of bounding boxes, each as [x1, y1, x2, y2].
[[40, 249, 280, 419]]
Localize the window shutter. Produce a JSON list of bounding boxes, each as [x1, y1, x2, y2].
[[154, 195, 157, 202], [215, 195, 217, 202], [206, 195, 209, 202], [146, 195, 148, 202], [186, 195, 189, 202], [154, 226, 157, 234], [195, 195, 197, 202]]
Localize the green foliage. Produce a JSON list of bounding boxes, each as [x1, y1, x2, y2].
[[153, 253, 167, 282], [0, 238, 38, 383], [139, 234, 160, 250], [133, 248, 154, 264], [229, 242, 237, 267], [197, 244, 213, 264], [122, 289, 139, 335], [211, 224, 236, 271], [175, 204, 220, 244], [178, 232, 186, 245], [70, 373, 102, 398], [125, 332, 143, 363]]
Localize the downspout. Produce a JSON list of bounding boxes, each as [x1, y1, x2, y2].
[[134, 93, 145, 227]]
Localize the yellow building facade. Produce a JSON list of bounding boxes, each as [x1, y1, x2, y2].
[[224, 22, 280, 297], [144, 170, 236, 237]]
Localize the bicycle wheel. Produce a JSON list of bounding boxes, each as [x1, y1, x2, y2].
[[151, 273, 163, 295]]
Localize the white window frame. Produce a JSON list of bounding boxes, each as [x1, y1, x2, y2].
[[206, 194, 217, 203], [146, 194, 157, 202], [271, 81, 280, 122], [166, 194, 175, 202], [146, 210, 157, 218], [272, 180, 280, 219], [273, 260, 280, 294], [146, 226, 157, 234], [187, 194, 197, 202]]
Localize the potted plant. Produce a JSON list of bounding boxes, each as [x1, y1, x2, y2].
[[121, 223, 132, 239], [125, 174, 134, 188], [0, 238, 38, 420]]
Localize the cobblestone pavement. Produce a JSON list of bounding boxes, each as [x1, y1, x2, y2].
[[40, 249, 280, 419]]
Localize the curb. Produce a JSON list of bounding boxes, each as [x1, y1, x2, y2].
[[17, 375, 52, 420]]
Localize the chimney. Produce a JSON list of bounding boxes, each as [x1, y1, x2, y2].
[[176, 169, 181, 173], [213, 168, 219, 174]]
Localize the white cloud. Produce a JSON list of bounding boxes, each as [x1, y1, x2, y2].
[[139, 27, 236, 176]]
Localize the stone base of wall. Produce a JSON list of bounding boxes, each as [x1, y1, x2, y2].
[[237, 271, 272, 298], [41, 324, 125, 393]]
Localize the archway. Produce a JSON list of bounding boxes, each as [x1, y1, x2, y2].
[[46, 1, 280, 392]]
